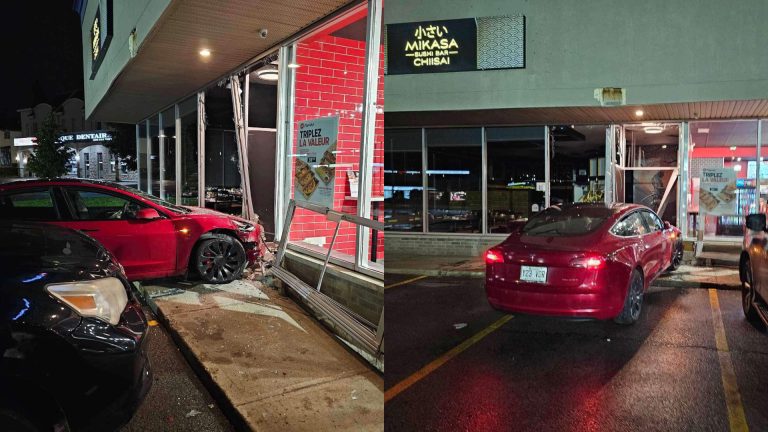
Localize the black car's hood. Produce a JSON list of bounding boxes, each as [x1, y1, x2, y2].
[[0, 221, 112, 285]]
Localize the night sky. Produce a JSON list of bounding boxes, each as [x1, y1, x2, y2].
[[0, 0, 83, 129]]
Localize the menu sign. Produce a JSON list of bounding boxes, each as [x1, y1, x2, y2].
[[699, 168, 737, 215], [294, 116, 338, 208], [387, 18, 477, 75]]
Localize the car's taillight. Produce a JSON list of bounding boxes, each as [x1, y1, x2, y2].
[[571, 255, 606, 269], [46, 277, 128, 325], [485, 249, 505, 264]]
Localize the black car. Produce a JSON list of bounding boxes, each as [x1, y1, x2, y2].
[[0, 221, 151, 431]]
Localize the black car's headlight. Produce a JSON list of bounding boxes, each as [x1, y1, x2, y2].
[[46, 277, 128, 325], [233, 220, 255, 233]]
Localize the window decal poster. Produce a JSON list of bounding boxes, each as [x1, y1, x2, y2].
[[699, 168, 737, 215], [295, 116, 338, 207]]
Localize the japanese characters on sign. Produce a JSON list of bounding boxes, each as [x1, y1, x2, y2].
[[699, 168, 737, 216], [294, 116, 339, 208], [387, 18, 477, 74]]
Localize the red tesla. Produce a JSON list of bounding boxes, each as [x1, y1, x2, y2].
[[485, 203, 682, 324], [0, 179, 263, 283]]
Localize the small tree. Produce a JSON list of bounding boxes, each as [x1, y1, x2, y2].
[[104, 123, 137, 182], [26, 114, 73, 178]]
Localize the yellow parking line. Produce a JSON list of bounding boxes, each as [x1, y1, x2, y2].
[[385, 275, 429, 290], [708, 289, 749, 432], [385, 314, 513, 403]]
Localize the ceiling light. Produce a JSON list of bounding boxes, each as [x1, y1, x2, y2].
[[635, 109, 644, 117], [734, 164, 742, 172], [662, 145, 667, 149], [643, 126, 663, 134], [697, 128, 709, 134], [256, 66, 279, 81], [737, 157, 742, 161], [729, 146, 737, 150], [287, 63, 301, 68], [199, 48, 211, 57]]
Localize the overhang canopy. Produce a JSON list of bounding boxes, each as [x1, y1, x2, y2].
[[90, 0, 356, 123]]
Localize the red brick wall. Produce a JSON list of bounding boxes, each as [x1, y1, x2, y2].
[[289, 33, 384, 261]]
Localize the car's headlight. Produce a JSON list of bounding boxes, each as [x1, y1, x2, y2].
[[233, 220, 255, 233], [46, 277, 128, 325]]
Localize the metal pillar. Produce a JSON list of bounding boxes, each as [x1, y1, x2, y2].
[[230, 75, 255, 221]]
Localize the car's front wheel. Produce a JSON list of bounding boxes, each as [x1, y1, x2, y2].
[[669, 242, 683, 271], [741, 258, 764, 328], [194, 234, 247, 284], [614, 269, 644, 325]]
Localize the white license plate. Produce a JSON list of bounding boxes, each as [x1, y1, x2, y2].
[[520, 266, 548, 283]]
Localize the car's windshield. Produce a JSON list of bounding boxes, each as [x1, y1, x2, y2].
[[111, 184, 192, 213], [522, 205, 613, 236]]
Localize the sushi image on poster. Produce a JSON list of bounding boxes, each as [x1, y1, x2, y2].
[[699, 168, 737, 215], [295, 116, 339, 207]]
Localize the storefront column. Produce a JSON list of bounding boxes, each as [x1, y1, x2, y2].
[[604, 125, 614, 205], [274, 44, 295, 241], [481, 127, 488, 234], [679, 122, 690, 238], [197, 91, 206, 207], [421, 128, 428, 233], [544, 126, 551, 208], [135, 124, 140, 187], [757, 120, 763, 196], [145, 121, 151, 193], [174, 103, 182, 205], [355, 0, 383, 270]]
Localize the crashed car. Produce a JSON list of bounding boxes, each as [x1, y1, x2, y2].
[[0, 179, 264, 283], [0, 221, 150, 431]]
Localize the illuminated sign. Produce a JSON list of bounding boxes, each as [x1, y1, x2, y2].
[[387, 18, 477, 74], [90, 0, 113, 79], [58, 131, 113, 143], [13, 137, 37, 147]]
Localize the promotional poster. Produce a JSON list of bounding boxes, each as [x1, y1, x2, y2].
[[295, 116, 339, 208], [699, 167, 737, 215]]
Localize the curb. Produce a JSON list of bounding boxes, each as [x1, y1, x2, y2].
[[133, 282, 251, 432], [652, 278, 741, 291], [385, 267, 484, 278]]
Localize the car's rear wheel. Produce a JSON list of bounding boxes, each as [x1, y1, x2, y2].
[[741, 258, 763, 327], [669, 242, 683, 271], [615, 269, 644, 325], [194, 234, 247, 284]]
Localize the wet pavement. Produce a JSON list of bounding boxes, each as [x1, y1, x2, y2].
[[121, 306, 233, 432], [384, 275, 768, 432]]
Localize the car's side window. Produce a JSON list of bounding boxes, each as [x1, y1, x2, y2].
[[641, 210, 664, 232], [0, 188, 59, 221], [64, 188, 142, 220], [611, 212, 650, 237]]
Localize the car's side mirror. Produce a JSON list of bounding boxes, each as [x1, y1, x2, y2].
[[135, 208, 161, 220], [745, 213, 766, 232], [664, 221, 672, 230]]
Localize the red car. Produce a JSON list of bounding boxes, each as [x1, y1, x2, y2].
[[485, 203, 682, 324], [0, 179, 263, 283]]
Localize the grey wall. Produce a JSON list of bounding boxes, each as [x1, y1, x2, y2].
[[82, 0, 172, 119], [384, 0, 768, 112]]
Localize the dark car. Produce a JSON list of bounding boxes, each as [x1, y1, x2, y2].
[[0, 221, 151, 431], [0, 179, 264, 283], [485, 203, 683, 325], [739, 213, 768, 330]]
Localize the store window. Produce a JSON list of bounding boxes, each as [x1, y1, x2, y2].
[[688, 120, 758, 238], [286, 6, 371, 262], [138, 122, 147, 192], [179, 96, 198, 206], [550, 125, 606, 206], [204, 85, 241, 215], [161, 107, 177, 203], [426, 128, 482, 233], [384, 129, 422, 231], [486, 127, 543, 233]]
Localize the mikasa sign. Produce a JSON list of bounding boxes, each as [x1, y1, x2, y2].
[[387, 18, 477, 74]]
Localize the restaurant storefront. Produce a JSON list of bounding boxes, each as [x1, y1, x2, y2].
[[383, 0, 768, 256]]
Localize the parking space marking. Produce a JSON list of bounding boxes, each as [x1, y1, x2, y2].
[[384, 314, 513, 403], [385, 275, 429, 290], [708, 289, 749, 432]]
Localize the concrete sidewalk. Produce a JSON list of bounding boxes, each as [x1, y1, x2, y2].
[[386, 255, 741, 290], [137, 278, 383, 431]]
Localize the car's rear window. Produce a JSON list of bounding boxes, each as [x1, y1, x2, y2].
[[522, 206, 613, 236]]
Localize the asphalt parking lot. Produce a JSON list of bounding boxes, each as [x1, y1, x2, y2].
[[384, 275, 768, 432]]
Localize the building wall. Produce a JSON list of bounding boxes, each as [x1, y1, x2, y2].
[[384, 0, 768, 113], [81, 0, 172, 119], [386, 233, 502, 258]]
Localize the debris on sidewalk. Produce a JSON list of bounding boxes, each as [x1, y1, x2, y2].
[[453, 323, 468, 330], [185, 409, 202, 418]]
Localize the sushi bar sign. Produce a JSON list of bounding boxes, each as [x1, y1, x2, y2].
[[294, 116, 338, 207], [387, 18, 477, 74]]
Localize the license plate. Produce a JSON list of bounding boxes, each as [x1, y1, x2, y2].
[[520, 265, 548, 283]]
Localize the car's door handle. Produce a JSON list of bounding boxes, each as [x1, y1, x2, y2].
[[79, 229, 99, 232]]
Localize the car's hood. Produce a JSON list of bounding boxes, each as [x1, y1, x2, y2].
[[180, 206, 256, 224]]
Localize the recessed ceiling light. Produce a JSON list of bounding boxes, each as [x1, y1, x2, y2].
[[737, 157, 742, 161], [635, 109, 644, 117], [256, 66, 278, 81], [643, 126, 663, 134], [662, 145, 667, 149], [199, 48, 211, 57], [730, 146, 737, 150]]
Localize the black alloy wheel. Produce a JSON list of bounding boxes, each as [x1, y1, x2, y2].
[[670, 243, 683, 271], [615, 269, 644, 325], [741, 259, 763, 327], [195, 234, 247, 284]]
